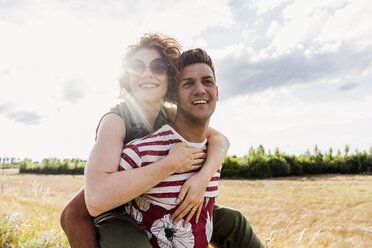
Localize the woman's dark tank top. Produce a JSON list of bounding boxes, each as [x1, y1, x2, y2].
[[93, 101, 173, 217], [96, 101, 173, 144]]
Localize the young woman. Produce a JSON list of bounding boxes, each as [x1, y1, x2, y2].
[[60, 33, 264, 248]]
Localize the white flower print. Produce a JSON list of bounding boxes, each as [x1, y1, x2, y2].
[[135, 196, 151, 211], [146, 229, 153, 239], [204, 198, 210, 208], [124, 202, 132, 215], [205, 210, 213, 243], [125, 201, 143, 223], [150, 214, 194, 248]]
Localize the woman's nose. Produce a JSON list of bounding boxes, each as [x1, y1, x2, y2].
[[142, 66, 153, 77]]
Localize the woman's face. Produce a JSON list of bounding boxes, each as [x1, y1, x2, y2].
[[127, 48, 168, 104]]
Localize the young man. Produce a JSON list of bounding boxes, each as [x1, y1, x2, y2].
[[95, 49, 264, 247]]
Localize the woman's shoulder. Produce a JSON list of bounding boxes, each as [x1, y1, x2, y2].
[[95, 102, 128, 141], [96, 113, 126, 142], [109, 101, 130, 120]]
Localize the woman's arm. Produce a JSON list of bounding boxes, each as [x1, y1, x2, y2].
[[84, 114, 204, 217], [199, 126, 230, 178], [172, 127, 229, 223]]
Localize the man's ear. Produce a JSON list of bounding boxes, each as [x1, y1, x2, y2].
[[216, 86, 219, 101]]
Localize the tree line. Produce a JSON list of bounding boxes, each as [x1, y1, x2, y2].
[[221, 145, 372, 179], [17, 158, 85, 175], [13, 145, 372, 178]]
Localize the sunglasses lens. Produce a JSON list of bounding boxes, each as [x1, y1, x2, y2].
[[150, 58, 169, 74], [127, 60, 145, 74], [126, 58, 168, 75]]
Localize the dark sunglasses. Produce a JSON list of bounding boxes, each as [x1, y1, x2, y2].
[[126, 58, 169, 75]]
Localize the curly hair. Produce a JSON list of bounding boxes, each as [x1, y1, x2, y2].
[[118, 33, 182, 102]]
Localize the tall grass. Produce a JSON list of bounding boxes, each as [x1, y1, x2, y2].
[[0, 212, 67, 247], [1, 169, 371, 247], [0, 170, 82, 247]]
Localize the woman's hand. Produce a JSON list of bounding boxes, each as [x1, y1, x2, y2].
[[171, 173, 210, 225], [165, 142, 205, 174]]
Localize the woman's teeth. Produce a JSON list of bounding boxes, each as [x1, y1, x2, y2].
[[140, 83, 158, 88]]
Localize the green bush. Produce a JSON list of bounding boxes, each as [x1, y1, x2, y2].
[[285, 155, 302, 175], [221, 145, 371, 179], [247, 157, 272, 179], [268, 156, 290, 177], [18, 158, 85, 175], [221, 156, 242, 178]]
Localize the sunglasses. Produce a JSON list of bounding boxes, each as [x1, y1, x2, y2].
[[126, 58, 169, 75]]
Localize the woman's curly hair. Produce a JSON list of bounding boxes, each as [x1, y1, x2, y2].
[[119, 33, 182, 102]]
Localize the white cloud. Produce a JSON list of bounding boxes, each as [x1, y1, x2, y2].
[[62, 79, 88, 104], [264, 0, 372, 54], [216, 41, 372, 98], [266, 20, 281, 39], [315, 0, 372, 47], [243, 0, 292, 15], [0, 102, 43, 125], [5, 110, 42, 125]]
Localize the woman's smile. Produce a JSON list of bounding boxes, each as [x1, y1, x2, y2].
[[139, 82, 160, 89]]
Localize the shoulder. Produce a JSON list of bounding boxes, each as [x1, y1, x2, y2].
[[129, 125, 178, 149], [136, 125, 172, 143], [96, 113, 126, 143]]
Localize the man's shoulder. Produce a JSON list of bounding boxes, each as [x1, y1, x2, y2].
[[125, 124, 179, 148]]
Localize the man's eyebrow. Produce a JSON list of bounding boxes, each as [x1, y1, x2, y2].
[[181, 75, 214, 81], [181, 77, 194, 81], [202, 76, 214, 80]]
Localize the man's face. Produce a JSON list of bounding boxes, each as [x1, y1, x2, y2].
[[175, 63, 218, 123]]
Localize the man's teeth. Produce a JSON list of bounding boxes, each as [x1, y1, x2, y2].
[[192, 100, 208, 105]]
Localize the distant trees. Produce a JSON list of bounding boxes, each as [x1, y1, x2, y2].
[[221, 145, 372, 179], [15, 145, 372, 177], [18, 158, 85, 175]]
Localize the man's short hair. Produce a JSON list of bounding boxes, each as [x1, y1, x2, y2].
[[179, 48, 215, 79]]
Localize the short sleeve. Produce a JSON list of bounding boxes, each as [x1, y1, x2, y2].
[[119, 144, 142, 171]]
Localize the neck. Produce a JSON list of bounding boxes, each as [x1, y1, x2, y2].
[[170, 115, 209, 143], [131, 97, 162, 128]]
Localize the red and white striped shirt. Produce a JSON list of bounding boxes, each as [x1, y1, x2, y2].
[[119, 124, 221, 248]]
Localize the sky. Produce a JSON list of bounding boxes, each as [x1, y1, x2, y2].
[[1, 0, 371, 162]]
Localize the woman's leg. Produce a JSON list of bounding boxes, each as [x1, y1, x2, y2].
[[95, 211, 152, 248], [60, 188, 99, 248], [211, 205, 265, 248]]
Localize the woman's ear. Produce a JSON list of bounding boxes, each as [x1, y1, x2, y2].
[[172, 92, 178, 104], [164, 103, 177, 120]]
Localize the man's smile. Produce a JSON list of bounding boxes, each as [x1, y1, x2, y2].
[[192, 99, 208, 105]]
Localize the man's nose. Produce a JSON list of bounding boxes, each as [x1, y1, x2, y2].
[[193, 81, 206, 95]]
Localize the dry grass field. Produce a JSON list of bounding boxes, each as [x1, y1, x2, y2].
[[1, 169, 371, 247]]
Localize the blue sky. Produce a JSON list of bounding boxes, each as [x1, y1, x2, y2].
[[1, 0, 371, 161]]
